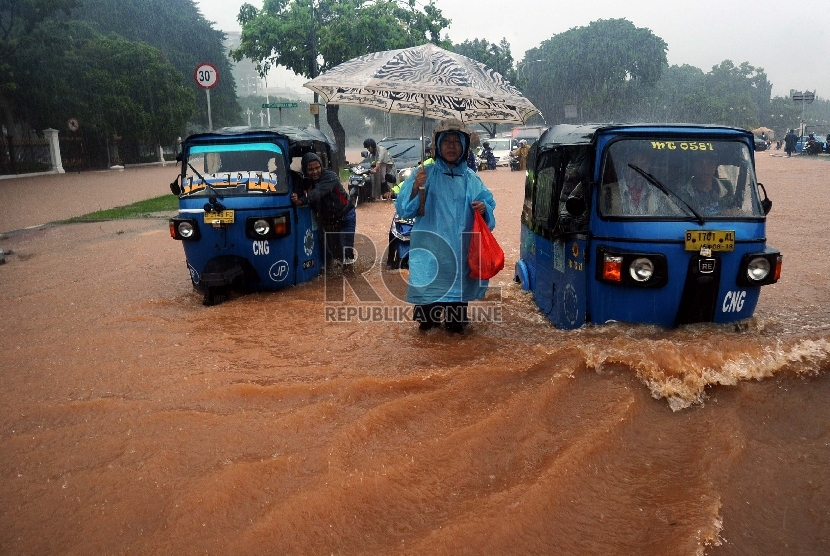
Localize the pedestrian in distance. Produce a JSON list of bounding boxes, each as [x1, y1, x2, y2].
[[363, 138, 396, 200], [784, 129, 798, 157]]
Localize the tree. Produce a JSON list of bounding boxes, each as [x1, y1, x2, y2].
[[0, 0, 79, 137], [72, 0, 240, 130], [522, 19, 668, 123], [232, 0, 451, 168], [452, 37, 516, 137]]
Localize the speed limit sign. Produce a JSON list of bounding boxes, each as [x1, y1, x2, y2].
[[194, 62, 219, 89]]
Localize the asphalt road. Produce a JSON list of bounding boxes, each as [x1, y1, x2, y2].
[[0, 164, 182, 235]]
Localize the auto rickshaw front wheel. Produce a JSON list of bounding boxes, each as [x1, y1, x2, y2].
[[203, 285, 230, 306]]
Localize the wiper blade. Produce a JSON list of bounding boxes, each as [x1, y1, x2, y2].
[[628, 164, 706, 225], [187, 162, 222, 197]]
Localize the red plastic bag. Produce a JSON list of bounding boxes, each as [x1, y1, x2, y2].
[[468, 210, 504, 280]]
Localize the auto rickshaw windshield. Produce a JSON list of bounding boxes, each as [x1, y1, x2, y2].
[[182, 142, 288, 196], [599, 139, 763, 219]]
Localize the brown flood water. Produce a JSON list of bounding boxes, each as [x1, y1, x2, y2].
[[1, 153, 829, 555]]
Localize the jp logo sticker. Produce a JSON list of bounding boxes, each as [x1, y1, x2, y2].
[[269, 260, 290, 282]]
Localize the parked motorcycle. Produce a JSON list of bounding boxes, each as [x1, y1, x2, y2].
[[386, 212, 414, 269], [804, 137, 823, 155], [347, 164, 372, 206], [347, 165, 397, 205]]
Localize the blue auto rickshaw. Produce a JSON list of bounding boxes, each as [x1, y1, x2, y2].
[[514, 124, 782, 329], [169, 126, 337, 305]]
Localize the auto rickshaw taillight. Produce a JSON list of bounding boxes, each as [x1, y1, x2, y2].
[[597, 248, 668, 287], [602, 255, 623, 282], [773, 255, 782, 282]]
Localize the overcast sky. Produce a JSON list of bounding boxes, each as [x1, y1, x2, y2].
[[195, 0, 826, 99]]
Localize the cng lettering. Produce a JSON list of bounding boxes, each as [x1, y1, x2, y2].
[[253, 240, 270, 255], [722, 290, 746, 313]]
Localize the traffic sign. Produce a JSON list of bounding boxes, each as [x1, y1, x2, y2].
[[792, 91, 815, 104], [262, 102, 298, 109], [194, 62, 219, 89]]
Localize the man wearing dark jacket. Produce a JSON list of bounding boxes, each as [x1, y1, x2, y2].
[[291, 152, 356, 265], [784, 129, 798, 157]]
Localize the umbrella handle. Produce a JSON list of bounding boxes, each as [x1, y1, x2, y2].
[[418, 188, 425, 216]]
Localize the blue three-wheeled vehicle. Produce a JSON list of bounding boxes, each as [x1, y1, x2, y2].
[[515, 124, 782, 328], [169, 126, 337, 305]]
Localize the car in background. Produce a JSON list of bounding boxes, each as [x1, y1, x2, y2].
[[795, 134, 826, 154], [477, 137, 513, 167], [360, 138, 427, 183], [753, 136, 768, 151]]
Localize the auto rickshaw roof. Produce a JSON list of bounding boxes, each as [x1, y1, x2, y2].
[[185, 126, 338, 154], [536, 123, 754, 151]]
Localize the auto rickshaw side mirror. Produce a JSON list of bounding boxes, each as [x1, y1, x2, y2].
[[758, 182, 772, 215], [385, 173, 397, 184], [565, 195, 586, 216], [361, 150, 369, 158], [170, 176, 181, 196]]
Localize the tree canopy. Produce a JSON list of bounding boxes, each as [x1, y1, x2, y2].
[[523, 18, 668, 123], [232, 0, 451, 166]]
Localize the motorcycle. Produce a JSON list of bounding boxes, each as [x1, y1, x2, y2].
[[347, 165, 397, 205], [804, 137, 823, 155], [386, 212, 414, 269], [347, 164, 372, 206], [509, 153, 520, 171]]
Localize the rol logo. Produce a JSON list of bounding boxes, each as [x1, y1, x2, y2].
[[722, 290, 746, 313], [268, 260, 290, 282]]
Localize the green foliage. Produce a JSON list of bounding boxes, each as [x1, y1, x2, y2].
[[232, 0, 451, 165], [452, 38, 516, 83], [1, 0, 235, 157], [523, 18, 668, 122], [63, 194, 179, 222]]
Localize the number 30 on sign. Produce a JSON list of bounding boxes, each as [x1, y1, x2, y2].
[[194, 62, 219, 90]]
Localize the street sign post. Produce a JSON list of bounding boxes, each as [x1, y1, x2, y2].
[[261, 102, 298, 125], [194, 62, 220, 131], [262, 102, 298, 109]]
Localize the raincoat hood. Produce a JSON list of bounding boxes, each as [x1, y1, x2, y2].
[[432, 118, 471, 166], [301, 152, 322, 174]]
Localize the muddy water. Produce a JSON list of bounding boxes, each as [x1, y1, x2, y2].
[[1, 154, 829, 555]]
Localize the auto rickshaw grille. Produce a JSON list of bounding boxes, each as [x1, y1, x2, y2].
[[675, 255, 721, 325]]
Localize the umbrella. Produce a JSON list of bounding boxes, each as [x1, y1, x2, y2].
[[304, 43, 542, 144], [305, 43, 541, 214]]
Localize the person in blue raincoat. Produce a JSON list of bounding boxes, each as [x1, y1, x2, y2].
[[394, 118, 496, 334]]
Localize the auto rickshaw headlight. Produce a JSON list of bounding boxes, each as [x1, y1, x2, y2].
[[245, 213, 291, 240], [737, 250, 782, 286], [253, 219, 270, 236], [597, 247, 667, 288], [629, 258, 655, 282], [178, 221, 196, 238], [746, 256, 771, 282], [169, 218, 201, 241]]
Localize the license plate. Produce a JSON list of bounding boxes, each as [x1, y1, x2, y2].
[[204, 210, 234, 224], [685, 230, 734, 252]]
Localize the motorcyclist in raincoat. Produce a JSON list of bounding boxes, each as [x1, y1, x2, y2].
[[394, 118, 497, 333]]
